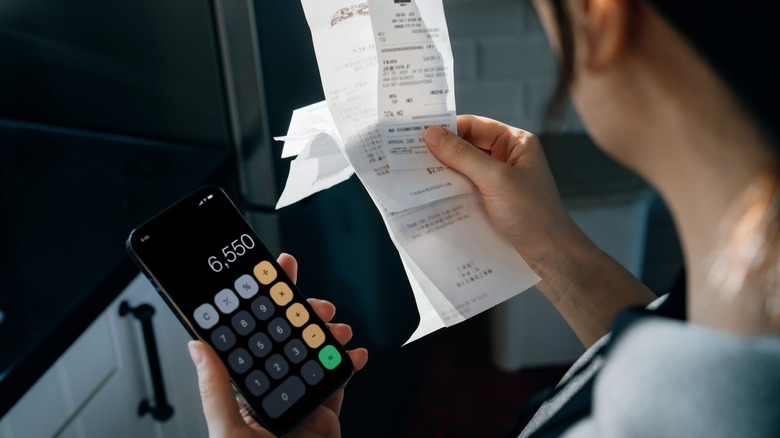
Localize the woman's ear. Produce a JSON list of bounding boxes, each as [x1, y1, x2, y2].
[[580, 0, 632, 71]]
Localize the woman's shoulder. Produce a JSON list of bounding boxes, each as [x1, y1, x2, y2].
[[567, 316, 780, 437]]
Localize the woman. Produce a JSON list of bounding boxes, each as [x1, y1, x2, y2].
[[189, 0, 780, 436]]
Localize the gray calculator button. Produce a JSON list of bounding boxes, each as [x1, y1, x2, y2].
[[214, 288, 239, 314], [228, 348, 253, 374], [210, 326, 236, 352], [248, 332, 272, 358], [265, 354, 289, 380], [193, 303, 219, 329], [268, 317, 291, 342], [235, 274, 259, 299], [231, 310, 256, 336], [283, 339, 307, 364], [250, 296, 275, 321], [245, 370, 271, 397], [301, 360, 324, 385], [262, 376, 306, 419]]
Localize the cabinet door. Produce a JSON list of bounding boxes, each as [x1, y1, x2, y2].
[[74, 274, 207, 438], [0, 274, 207, 438]]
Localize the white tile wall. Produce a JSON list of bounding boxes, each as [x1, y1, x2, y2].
[[444, 0, 584, 134]]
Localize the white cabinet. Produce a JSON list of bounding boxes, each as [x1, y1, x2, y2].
[[0, 274, 208, 438]]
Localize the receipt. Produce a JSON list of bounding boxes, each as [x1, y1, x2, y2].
[[369, 0, 457, 171], [300, 0, 475, 213], [288, 0, 540, 343]]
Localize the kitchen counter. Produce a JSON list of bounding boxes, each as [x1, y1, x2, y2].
[[0, 120, 235, 418]]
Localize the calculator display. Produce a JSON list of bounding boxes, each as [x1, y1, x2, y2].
[[127, 186, 353, 435]]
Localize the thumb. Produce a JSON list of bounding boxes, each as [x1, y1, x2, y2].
[[424, 125, 500, 189], [188, 340, 245, 435]]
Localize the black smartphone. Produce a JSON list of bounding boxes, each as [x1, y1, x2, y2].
[[127, 185, 353, 435]]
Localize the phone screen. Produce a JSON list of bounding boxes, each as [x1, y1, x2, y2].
[[127, 186, 353, 435]]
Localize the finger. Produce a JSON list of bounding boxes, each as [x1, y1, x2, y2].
[[277, 253, 298, 284], [188, 341, 245, 436], [326, 323, 353, 345], [308, 298, 336, 323], [347, 348, 369, 372], [424, 124, 508, 191]]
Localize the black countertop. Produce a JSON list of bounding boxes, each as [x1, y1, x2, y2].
[[0, 120, 235, 417]]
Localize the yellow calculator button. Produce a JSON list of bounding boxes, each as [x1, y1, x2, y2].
[[253, 261, 277, 285], [269, 282, 293, 306], [286, 302, 309, 328], [302, 324, 325, 349]]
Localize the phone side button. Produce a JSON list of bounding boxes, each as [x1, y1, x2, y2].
[[261, 376, 306, 419]]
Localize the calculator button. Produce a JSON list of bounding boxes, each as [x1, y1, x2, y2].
[[301, 360, 324, 385], [231, 310, 256, 336], [250, 296, 275, 321], [193, 304, 219, 329], [248, 332, 273, 358], [270, 282, 293, 306], [285, 302, 309, 328], [214, 289, 240, 314], [262, 376, 306, 419], [318, 344, 342, 370], [254, 261, 277, 285], [302, 324, 325, 349], [234, 274, 260, 299], [265, 354, 290, 380], [245, 370, 271, 397], [210, 326, 236, 352], [268, 317, 292, 342], [283, 339, 307, 364], [228, 348, 253, 374]]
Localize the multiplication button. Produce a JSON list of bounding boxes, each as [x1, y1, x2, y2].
[[270, 282, 293, 306], [262, 376, 306, 419]]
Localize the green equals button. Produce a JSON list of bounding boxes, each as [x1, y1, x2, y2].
[[318, 344, 341, 370]]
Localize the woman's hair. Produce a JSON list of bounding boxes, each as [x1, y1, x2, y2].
[[544, 0, 780, 146]]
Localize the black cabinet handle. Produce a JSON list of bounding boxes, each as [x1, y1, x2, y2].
[[119, 301, 175, 422]]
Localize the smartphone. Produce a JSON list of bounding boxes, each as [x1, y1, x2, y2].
[[127, 185, 353, 435]]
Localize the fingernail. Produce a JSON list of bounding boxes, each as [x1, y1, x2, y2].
[[425, 125, 448, 147], [188, 341, 204, 366]]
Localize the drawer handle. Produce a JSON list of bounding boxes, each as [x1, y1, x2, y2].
[[119, 301, 174, 422]]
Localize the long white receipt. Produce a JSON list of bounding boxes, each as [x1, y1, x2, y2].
[[280, 0, 540, 343]]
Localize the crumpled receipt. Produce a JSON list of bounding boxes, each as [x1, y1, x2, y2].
[[277, 0, 540, 344]]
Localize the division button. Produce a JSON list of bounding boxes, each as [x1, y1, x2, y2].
[[253, 261, 277, 285], [210, 326, 236, 352], [214, 288, 240, 314], [234, 274, 260, 299], [262, 376, 306, 419], [228, 348, 253, 374], [193, 303, 219, 329], [245, 370, 271, 397], [302, 324, 325, 349], [285, 302, 309, 327], [270, 282, 293, 306], [301, 360, 324, 385]]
